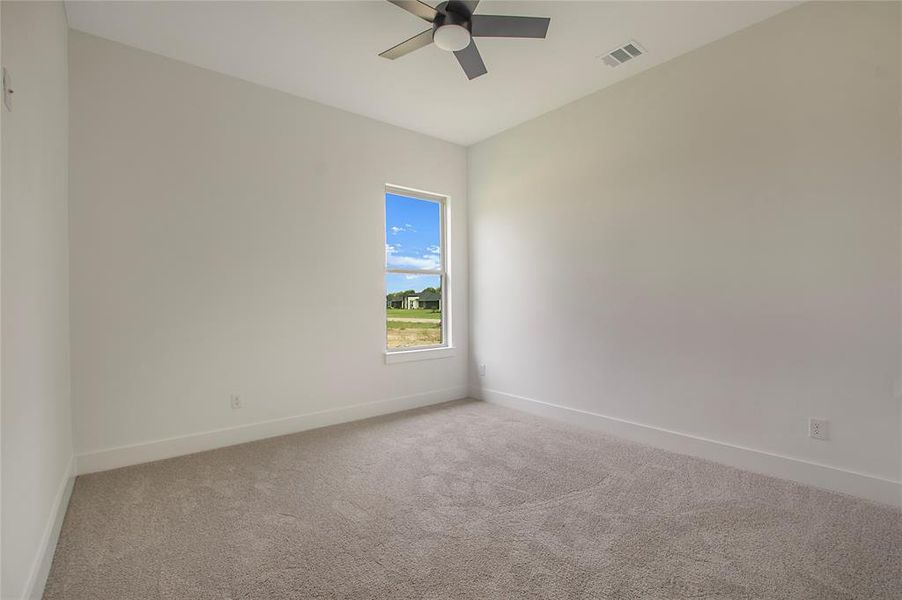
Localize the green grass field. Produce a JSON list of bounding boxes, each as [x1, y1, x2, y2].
[[386, 311, 442, 347], [385, 309, 441, 320]]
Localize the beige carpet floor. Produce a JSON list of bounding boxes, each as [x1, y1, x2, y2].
[[45, 400, 901, 599]]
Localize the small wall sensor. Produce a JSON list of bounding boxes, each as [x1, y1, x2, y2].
[[2, 67, 12, 111]]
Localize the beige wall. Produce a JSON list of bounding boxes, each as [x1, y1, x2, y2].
[[68, 32, 468, 464], [1, 2, 73, 598], [469, 1, 902, 502]]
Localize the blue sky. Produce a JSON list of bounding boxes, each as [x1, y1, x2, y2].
[[385, 193, 441, 294]]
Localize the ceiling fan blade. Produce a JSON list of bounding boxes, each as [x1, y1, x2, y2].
[[379, 28, 434, 59], [471, 15, 550, 38], [386, 0, 439, 22], [453, 40, 487, 80]]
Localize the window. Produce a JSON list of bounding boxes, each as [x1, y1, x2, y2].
[[385, 185, 448, 353]]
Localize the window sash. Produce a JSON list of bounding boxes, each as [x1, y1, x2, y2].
[[385, 273, 447, 351]]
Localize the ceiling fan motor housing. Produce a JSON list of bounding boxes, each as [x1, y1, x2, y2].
[[432, 6, 471, 52]]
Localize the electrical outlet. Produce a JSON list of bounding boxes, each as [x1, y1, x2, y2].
[[809, 418, 828, 441], [478, 363, 486, 377], [230, 395, 242, 409]]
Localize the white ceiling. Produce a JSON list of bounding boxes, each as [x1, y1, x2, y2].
[[65, 1, 798, 146]]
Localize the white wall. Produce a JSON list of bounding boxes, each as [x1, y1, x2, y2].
[[68, 32, 468, 470], [469, 1, 902, 504], [1, 2, 74, 598]]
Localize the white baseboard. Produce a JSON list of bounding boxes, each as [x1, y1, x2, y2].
[[77, 386, 468, 475], [21, 455, 76, 600], [476, 387, 902, 508]]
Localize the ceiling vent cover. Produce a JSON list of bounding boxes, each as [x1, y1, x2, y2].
[[600, 41, 645, 67]]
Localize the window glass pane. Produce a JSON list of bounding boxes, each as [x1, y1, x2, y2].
[[386, 274, 442, 349], [385, 193, 441, 271]]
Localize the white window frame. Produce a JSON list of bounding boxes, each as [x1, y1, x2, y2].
[[384, 184, 454, 363]]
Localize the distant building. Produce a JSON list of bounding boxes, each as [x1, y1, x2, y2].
[[412, 290, 441, 310], [387, 289, 441, 310]]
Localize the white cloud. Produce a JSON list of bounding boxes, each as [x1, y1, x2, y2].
[[388, 255, 440, 270], [387, 240, 441, 271], [390, 224, 417, 235]]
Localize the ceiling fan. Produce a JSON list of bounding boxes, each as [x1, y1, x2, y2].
[[379, 0, 550, 80]]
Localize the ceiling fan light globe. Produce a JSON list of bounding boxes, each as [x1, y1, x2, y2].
[[433, 24, 471, 52]]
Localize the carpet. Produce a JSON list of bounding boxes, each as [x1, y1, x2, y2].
[[44, 400, 902, 599]]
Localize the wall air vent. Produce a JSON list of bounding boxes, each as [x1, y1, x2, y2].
[[600, 41, 645, 67]]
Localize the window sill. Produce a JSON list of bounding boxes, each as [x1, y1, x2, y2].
[[385, 346, 455, 364]]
